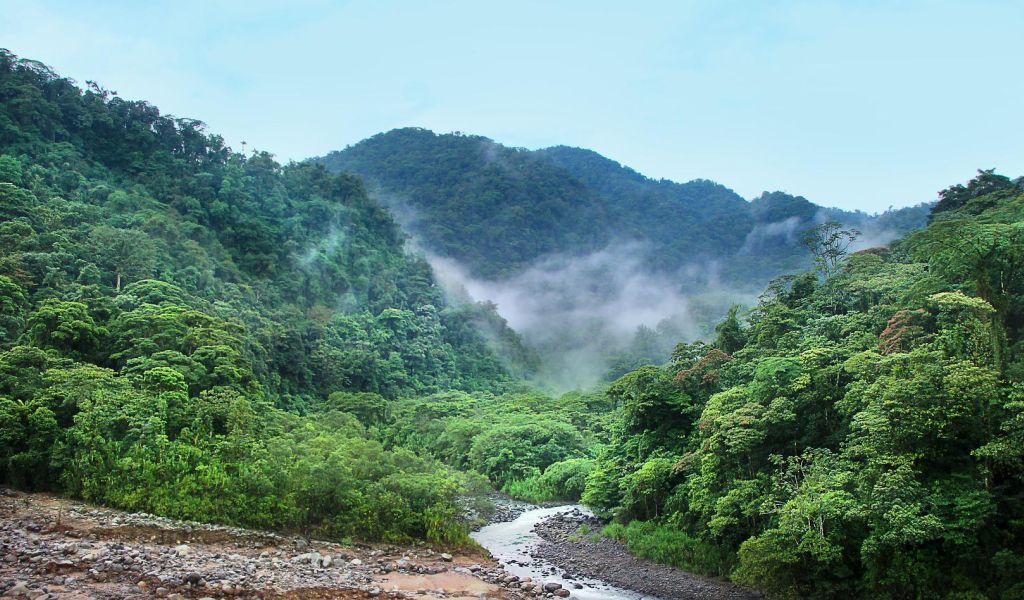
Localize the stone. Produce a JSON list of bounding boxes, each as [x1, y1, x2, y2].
[[544, 582, 563, 592], [439, 552, 453, 562], [292, 551, 321, 566]]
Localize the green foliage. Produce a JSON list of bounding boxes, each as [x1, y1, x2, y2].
[[23, 300, 107, 360], [581, 175, 1024, 598], [932, 169, 1019, 217], [386, 390, 597, 493], [0, 50, 530, 544], [603, 520, 732, 576], [319, 129, 929, 287], [503, 458, 596, 502]]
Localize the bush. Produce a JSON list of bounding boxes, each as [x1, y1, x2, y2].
[[502, 458, 596, 502], [603, 520, 733, 576]]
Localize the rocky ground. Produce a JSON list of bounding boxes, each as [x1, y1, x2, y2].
[[532, 509, 761, 600], [479, 497, 536, 527], [0, 490, 758, 600], [0, 489, 551, 600]]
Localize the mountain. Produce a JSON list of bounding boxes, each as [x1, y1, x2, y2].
[[319, 128, 931, 288], [318, 128, 931, 389], [576, 169, 1024, 597], [3, 48, 1024, 600], [0, 49, 536, 540]]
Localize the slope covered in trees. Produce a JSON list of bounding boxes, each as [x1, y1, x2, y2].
[[319, 129, 932, 391], [563, 173, 1024, 598], [2, 48, 1022, 599], [0, 49, 537, 542], [319, 128, 931, 287]]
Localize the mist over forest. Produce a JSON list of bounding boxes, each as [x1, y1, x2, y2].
[[2, 38, 1023, 600], [319, 128, 931, 390]]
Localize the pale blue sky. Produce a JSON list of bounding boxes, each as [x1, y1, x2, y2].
[[3, 0, 1022, 212]]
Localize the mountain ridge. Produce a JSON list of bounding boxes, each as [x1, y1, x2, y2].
[[318, 127, 931, 287]]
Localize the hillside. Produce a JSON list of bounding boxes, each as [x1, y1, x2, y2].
[[319, 128, 930, 287], [568, 171, 1024, 598], [3, 47, 1023, 600], [319, 129, 931, 388], [0, 48, 537, 542]]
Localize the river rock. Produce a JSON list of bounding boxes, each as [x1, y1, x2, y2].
[[292, 551, 321, 565]]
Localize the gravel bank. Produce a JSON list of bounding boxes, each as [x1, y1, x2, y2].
[[0, 489, 528, 600], [531, 508, 761, 600]]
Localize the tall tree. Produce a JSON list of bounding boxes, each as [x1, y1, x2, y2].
[[88, 226, 158, 292]]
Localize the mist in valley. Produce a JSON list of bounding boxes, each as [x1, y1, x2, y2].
[[425, 243, 752, 392]]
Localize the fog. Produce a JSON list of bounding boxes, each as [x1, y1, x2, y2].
[[739, 216, 805, 254], [369, 186, 909, 392], [426, 243, 710, 392]]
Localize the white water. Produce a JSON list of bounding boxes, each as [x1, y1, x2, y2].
[[471, 505, 663, 600]]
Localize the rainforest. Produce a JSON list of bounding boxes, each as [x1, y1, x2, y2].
[[0, 44, 1022, 600]]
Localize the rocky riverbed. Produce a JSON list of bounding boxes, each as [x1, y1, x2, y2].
[[0, 489, 530, 600], [480, 495, 537, 526], [0, 490, 759, 600], [531, 508, 760, 600]]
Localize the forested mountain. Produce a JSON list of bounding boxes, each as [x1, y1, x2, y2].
[[571, 172, 1024, 598], [2, 48, 1022, 600], [0, 48, 535, 541], [342, 169, 1023, 598], [319, 128, 932, 389], [319, 128, 931, 287]]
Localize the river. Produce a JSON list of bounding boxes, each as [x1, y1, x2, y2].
[[471, 504, 664, 600]]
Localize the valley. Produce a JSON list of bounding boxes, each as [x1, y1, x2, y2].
[[1, 47, 1023, 600]]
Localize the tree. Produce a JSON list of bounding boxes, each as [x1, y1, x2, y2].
[[932, 169, 1015, 217], [0, 275, 27, 345], [22, 299, 106, 361], [801, 221, 861, 278], [714, 306, 746, 354], [88, 225, 158, 291], [0, 154, 22, 184], [321, 391, 389, 426]]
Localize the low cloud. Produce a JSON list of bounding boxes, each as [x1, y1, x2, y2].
[[426, 242, 703, 392]]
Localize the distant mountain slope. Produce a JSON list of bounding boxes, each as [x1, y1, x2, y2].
[[0, 52, 529, 405], [318, 128, 610, 279], [319, 128, 931, 288]]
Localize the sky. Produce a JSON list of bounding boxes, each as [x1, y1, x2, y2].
[[3, 0, 1022, 212]]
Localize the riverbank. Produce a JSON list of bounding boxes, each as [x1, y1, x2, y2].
[[472, 502, 760, 600], [532, 508, 760, 600], [2, 490, 761, 600], [0, 489, 524, 600]]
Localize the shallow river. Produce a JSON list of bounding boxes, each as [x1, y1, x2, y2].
[[471, 505, 664, 600]]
